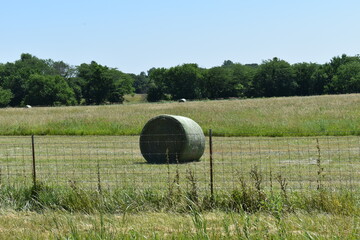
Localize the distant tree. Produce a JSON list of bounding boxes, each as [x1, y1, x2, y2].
[[146, 83, 166, 102], [245, 63, 259, 68], [0, 53, 53, 106], [0, 64, 4, 87], [132, 72, 150, 94], [4, 52, 360, 106], [253, 58, 296, 97], [23, 74, 76, 106], [0, 86, 13, 107], [329, 54, 360, 74], [204, 64, 256, 99], [230, 64, 256, 97], [45, 59, 77, 78], [165, 64, 205, 100], [77, 61, 133, 104], [0, 72, 25, 106], [292, 62, 319, 96], [147, 67, 168, 102], [307, 65, 329, 95], [222, 60, 234, 67], [205, 66, 234, 99], [324, 54, 360, 94], [17, 53, 53, 74], [77, 62, 113, 104], [330, 61, 360, 93], [107, 68, 134, 103], [65, 77, 84, 104]]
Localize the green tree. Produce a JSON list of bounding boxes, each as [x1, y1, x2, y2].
[[308, 65, 329, 95], [77, 61, 133, 104], [147, 68, 168, 102], [0, 86, 13, 107], [132, 72, 150, 94], [222, 60, 234, 67], [205, 66, 234, 99], [64, 77, 84, 104], [230, 63, 256, 98], [107, 68, 134, 103], [23, 74, 76, 106], [0, 53, 53, 106], [253, 58, 296, 97], [45, 59, 77, 78], [77, 62, 113, 104], [330, 61, 360, 93], [204, 64, 255, 99], [324, 54, 360, 94], [146, 83, 165, 102], [165, 64, 205, 100], [292, 62, 319, 96]]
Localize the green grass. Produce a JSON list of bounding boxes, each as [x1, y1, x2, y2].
[[1, 94, 360, 239], [123, 93, 147, 104], [1, 135, 359, 192], [0, 184, 359, 239], [0, 94, 360, 136], [1, 210, 359, 239], [0, 138, 359, 239]]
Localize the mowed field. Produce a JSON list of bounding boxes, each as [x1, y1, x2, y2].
[[1, 135, 359, 192], [0, 94, 360, 239], [0, 93, 359, 136]]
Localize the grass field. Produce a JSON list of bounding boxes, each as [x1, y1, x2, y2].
[[0, 134, 359, 239], [1, 135, 359, 192], [0, 94, 360, 136], [0, 210, 358, 239], [1, 94, 360, 239], [123, 93, 147, 104]]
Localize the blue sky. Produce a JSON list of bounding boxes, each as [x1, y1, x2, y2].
[[1, 0, 359, 74]]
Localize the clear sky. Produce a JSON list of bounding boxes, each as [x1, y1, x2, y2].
[[1, 0, 359, 74]]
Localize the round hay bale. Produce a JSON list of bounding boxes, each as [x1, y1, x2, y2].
[[139, 114, 205, 164]]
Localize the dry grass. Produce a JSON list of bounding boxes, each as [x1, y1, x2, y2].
[[0, 94, 359, 136], [0, 210, 358, 239]]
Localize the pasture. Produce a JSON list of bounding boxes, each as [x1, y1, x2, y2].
[[0, 93, 359, 136], [0, 135, 359, 192], [0, 94, 360, 239]]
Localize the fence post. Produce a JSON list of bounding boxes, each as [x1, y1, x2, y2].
[[97, 162, 102, 194], [209, 129, 214, 200], [31, 135, 36, 187]]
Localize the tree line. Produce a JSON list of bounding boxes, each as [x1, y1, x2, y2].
[[1, 53, 360, 107], [0, 54, 134, 107], [145, 54, 360, 102]]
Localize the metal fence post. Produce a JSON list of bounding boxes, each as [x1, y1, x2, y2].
[[209, 129, 214, 200], [31, 135, 36, 187]]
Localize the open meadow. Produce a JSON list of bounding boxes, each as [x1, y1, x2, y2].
[[0, 94, 360, 239], [0, 94, 359, 136]]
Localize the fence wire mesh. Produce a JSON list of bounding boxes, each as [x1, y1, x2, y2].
[[0, 134, 359, 192]]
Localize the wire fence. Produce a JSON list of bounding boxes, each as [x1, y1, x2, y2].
[[0, 133, 359, 193]]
